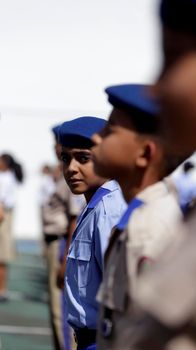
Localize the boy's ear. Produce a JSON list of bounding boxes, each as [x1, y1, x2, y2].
[[136, 141, 156, 168]]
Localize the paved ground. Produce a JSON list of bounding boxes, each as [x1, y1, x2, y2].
[[0, 240, 54, 350]]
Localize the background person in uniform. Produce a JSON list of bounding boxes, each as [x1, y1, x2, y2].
[[0, 153, 23, 300], [39, 164, 56, 249], [39, 164, 55, 209], [41, 125, 81, 350], [58, 116, 127, 350], [55, 162, 85, 350], [91, 84, 184, 350]]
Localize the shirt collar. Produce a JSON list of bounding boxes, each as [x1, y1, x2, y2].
[[100, 180, 120, 192], [87, 180, 119, 209], [117, 198, 144, 231]]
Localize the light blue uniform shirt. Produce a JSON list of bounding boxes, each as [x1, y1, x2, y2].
[[65, 180, 127, 330]]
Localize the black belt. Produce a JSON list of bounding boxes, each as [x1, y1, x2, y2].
[[44, 233, 67, 244], [74, 328, 96, 347], [101, 307, 114, 338]]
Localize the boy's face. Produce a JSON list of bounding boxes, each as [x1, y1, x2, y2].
[[61, 147, 106, 194], [92, 108, 148, 180]]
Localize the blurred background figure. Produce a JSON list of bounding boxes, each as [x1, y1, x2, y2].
[[0, 153, 24, 300], [39, 164, 56, 210], [172, 159, 196, 212]]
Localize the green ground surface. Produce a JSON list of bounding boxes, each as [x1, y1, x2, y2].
[[0, 240, 54, 350]]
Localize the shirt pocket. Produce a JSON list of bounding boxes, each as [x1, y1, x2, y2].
[[68, 239, 92, 288]]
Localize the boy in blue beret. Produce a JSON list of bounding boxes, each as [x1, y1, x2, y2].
[[91, 84, 183, 350], [42, 124, 82, 350], [99, 1, 196, 349], [58, 116, 126, 350]]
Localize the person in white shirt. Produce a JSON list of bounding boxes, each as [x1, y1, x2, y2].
[[0, 153, 23, 300], [39, 164, 56, 208]]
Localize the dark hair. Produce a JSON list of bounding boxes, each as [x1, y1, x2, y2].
[[1, 154, 24, 183], [123, 106, 160, 135], [164, 155, 191, 177], [160, 0, 196, 34]]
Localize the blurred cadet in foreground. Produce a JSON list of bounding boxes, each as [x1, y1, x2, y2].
[[160, 0, 196, 74], [128, 0, 196, 349], [91, 84, 184, 350], [0, 153, 23, 300], [58, 116, 127, 350], [158, 0, 196, 214], [133, 54, 196, 350]]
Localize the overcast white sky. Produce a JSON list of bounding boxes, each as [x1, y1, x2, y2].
[[0, 0, 162, 238]]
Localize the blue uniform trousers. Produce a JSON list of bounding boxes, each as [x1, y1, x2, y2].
[[77, 344, 96, 350]]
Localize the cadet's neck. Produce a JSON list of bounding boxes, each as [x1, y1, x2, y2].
[[84, 189, 98, 203], [118, 169, 162, 203], [84, 179, 106, 203]]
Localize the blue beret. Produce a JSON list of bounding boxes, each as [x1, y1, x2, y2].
[[51, 124, 60, 139], [105, 84, 160, 134], [105, 84, 159, 117], [59, 116, 106, 148], [160, 0, 196, 34]]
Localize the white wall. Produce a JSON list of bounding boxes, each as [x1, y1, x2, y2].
[[0, 0, 162, 238]]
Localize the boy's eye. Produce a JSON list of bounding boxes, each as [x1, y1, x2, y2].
[[76, 153, 91, 164], [60, 153, 70, 164]]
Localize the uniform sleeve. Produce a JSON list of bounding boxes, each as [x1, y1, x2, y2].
[[94, 193, 126, 271], [128, 196, 182, 267], [137, 217, 171, 260], [134, 213, 196, 328], [129, 213, 166, 257]]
